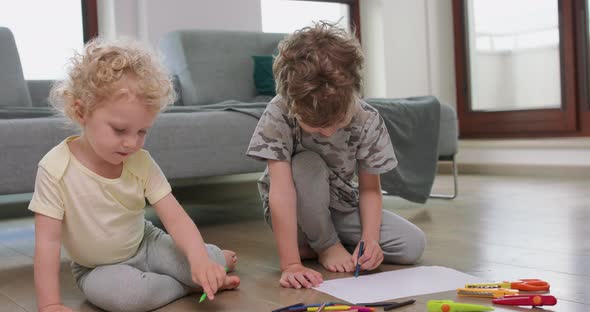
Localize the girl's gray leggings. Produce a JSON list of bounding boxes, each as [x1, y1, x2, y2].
[[71, 221, 226, 312]]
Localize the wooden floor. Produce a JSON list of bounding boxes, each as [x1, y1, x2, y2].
[[0, 174, 588, 311]]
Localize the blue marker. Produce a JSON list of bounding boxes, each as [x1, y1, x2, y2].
[[354, 240, 364, 278]]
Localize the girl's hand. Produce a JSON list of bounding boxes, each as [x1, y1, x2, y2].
[[351, 239, 384, 271], [190, 259, 227, 301], [40, 304, 78, 312], [280, 263, 323, 289]]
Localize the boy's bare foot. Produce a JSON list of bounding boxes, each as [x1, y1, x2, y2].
[[318, 242, 355, 272], [299, 243, 318, 260], [223, 250, 238, 272]]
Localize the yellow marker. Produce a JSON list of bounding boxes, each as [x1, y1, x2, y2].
[[457, 287, 518, 298], [308, 306, 351, 311]]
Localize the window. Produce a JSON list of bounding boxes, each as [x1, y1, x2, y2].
[[260, 0, 360, 38], [453, 0, 589, 137], [0, 0, 97, 79]]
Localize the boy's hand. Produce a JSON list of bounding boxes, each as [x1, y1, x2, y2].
[[40, 304, 78, 312], [190, 259, 227, 301], [351, 239, 383, 271], [280, 263, 323, 289]]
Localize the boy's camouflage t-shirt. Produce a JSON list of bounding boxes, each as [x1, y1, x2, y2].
[[246, 96, 397, 212]]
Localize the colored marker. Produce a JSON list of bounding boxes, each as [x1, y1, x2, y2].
[[316, 302, 328, 312], [291, 306, 374, 312], [384, 299, 416, 311], [288, 303, 346, 310], [308, 306, 351, 311], [198, 291, 208, 303], [355, 302, 398, 307], [348, 307, 375, 312], [273, 302, 305, 312], [354, 240, 365, 278]]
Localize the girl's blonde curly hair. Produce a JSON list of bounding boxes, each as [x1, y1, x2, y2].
[[273, 21, 363, 128], [49, 38, 176, 124]]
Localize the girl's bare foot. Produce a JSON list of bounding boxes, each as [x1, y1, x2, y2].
[[299, 243, 318, 260], [220, 275, 241, 290], [318, 242, 355, 272], [223, 250, 238, 272], [221, 250, 240, 291]]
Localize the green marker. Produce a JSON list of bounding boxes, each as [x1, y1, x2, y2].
[[198, 292, 208, 303], [427, 300, 493, 311], [199, 267, 229, 303]]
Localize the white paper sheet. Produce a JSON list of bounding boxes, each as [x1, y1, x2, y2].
[[313, 266, 484, 303]]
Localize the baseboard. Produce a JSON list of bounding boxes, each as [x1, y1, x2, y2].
[[438, 162, 590, 177]]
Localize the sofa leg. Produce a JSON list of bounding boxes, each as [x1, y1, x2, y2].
[[430, 156, 458, 199]]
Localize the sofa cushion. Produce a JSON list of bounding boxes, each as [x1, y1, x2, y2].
[[160, 30, 285, 105], [0, 27, 32, 108], [0, 110, 266, 195], [252, 55, 276, 96]]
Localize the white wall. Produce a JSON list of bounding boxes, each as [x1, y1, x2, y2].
[[100, 0, 456, 106], [97, 0, 589, 171], [361, 0, 590, 171], [382, 0, 430, 99], [98, 0, 262, 47], [360, 0, 386, 97], [98, 0, 140, 39], [360, 0, 456, 107], [425, 0, 456, 108]]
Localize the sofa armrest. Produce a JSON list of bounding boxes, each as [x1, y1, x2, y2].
[[438, 103, 458, 158], [27, 80, 54, 107], [0, 27, 33, 108]]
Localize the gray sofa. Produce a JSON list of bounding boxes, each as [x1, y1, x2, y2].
[[0, 27, 277, 195], [0, 27, 458, 199]]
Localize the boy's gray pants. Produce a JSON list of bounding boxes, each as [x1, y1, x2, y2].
[[264, 151, 426, 264], [71, 221, 226, 312]]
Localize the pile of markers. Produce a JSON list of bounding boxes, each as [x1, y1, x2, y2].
[[272, 299, 416, 312]]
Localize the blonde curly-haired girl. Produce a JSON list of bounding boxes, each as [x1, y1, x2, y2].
[[30, 38, 239, 312]]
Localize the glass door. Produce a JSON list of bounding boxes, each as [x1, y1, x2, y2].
[[467, 0, 561, 112], [453, 0, 578, 137]]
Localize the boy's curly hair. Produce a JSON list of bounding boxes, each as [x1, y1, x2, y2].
[[273, 21, 363, 127], [49, 38, 176, 124]]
